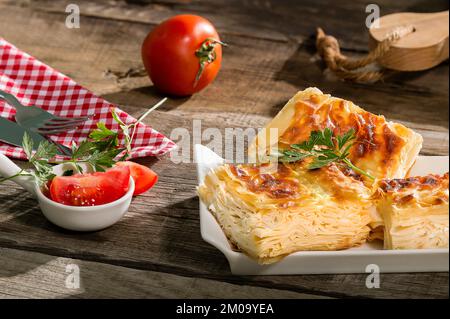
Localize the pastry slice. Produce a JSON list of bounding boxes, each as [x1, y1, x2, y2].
[[376, 173, 449, 249], [198, 160, 374, 264], [249, 87, 423, 182]]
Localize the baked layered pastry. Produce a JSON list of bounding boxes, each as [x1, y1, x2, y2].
[[249, 87, 423, 182], [198, 88, 442, 264], [198, 160, 374, 264], [376, 173, 449, 249]]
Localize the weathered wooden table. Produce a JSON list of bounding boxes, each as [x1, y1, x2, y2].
[[0, 0, 448, 299]]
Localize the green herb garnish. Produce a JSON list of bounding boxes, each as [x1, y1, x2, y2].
[[277, 128, 375, 180], [111, 97, 167, 160], [23, 133, 57, 185], [66, 122, 123, 173], [0, 98, 166, 185]]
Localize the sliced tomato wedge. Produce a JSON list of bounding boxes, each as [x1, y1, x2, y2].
[[49, 166, 131, 206], [116, 161, 158, 196]]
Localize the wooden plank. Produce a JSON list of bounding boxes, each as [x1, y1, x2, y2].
[[0, 1, 447, 134], [0, 112, 448, 299], [0, 183, 447, 299], [0, 247, 326, 298], [5, 0, 449, 50]]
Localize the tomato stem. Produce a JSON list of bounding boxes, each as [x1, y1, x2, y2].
[[194, 38, 227, 87]]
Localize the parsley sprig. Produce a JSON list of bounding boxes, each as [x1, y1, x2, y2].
[[23, 134, 58, 185], [111, 97, 167, 159], [0, 135, 58, 185], [0, 98, 167, 185], [277, 128, 375, 180], [67, 130, 123, 173]]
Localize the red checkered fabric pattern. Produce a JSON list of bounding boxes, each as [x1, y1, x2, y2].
[[0, 38, 176, 160]]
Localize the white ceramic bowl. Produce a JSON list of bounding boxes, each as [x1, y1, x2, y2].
[[0, 154, 134, 231], [36, 175, 134, 232]]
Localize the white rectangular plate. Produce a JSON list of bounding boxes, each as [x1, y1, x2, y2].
[[195, 144, 449, 275]]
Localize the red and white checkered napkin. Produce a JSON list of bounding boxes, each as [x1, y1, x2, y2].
[[0, 38, 176, 160]]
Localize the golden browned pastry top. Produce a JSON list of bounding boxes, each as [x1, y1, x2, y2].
[[250, 87, 423, 181], [228, 160, 371, 205], [280, 94, 406, 176], [378, 172, 449, 207]]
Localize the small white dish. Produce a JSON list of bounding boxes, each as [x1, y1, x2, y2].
[[195, 144, 449, 275], [0, 153, 134, 231]]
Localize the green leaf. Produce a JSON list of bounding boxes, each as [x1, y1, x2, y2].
[[71, 140, 95, 159], [275, 128, 374, 180], [319, 151, 339, 160], [92, 137, 119, 152], [292, 141, 313, 152], [282, 150, 301, 156], [308, 157, 336, 170], [20, 136, 58, 186], [89, 122, 117, 141], [279, 149, 311, 163], [110, 107, 126, 126], [310, 130, 324, 146], [30, 160, 55, 185], [280, 155, 305, 163], [341, 143, 354, 159], [71, 141, 78, 154], [33, 140, 57, 161], [74, 163, 84, 174], [87, 148, 124, 171], [283, 150, 310, 158], [94, 163, 106, 172], [22, 132, 33, 160], [337, 128, 356, 150], [322, 128, 334, 148]]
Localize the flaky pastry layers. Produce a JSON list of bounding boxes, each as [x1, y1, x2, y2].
[[249, 87, 423, 182], [198, 88, 446, 264], [375, 173, 449, 249], [198, 161, 373, 264]]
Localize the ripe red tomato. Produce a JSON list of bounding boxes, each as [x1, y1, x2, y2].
[[116, 161, 158, 196], [49, 166, 131, 206], [141, 14, 224, 96]]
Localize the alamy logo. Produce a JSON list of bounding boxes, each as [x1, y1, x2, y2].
[[365, 4, 380, 29], [169, 119, 279, 164], [65, 263, 80, 289], [365, 264, 380, 289], [65, 4, 80, 29]]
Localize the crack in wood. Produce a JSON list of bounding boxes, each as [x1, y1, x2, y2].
[[103, 67, 148, 82]]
